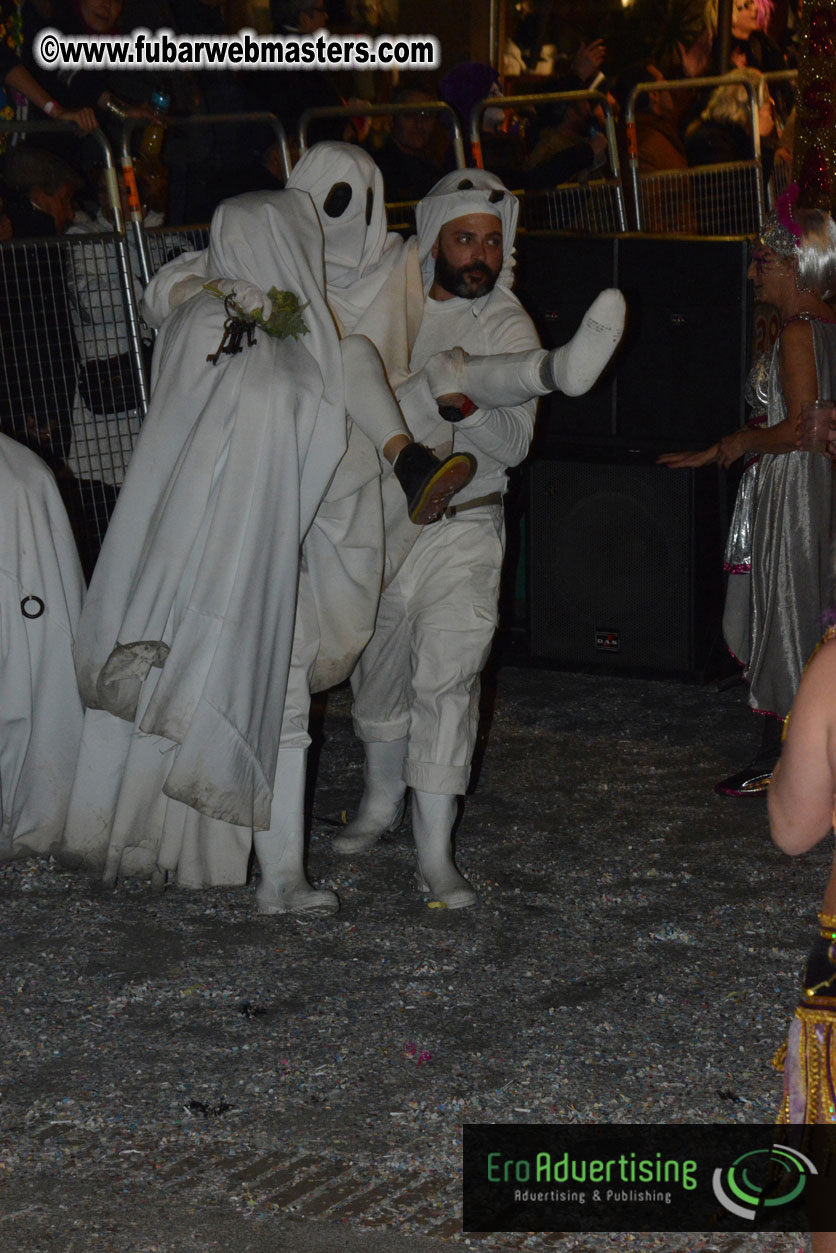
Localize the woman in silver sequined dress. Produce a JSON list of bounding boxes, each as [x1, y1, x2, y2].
[[659, 197, 836, 796]]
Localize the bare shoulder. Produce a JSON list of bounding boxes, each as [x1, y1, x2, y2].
[[778, 317, 815, 357]]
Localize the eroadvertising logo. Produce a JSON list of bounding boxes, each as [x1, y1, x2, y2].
[[712, 1144, 817, 1221], [463, 1124, 834, 1233]]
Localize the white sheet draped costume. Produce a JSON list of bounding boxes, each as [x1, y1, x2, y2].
[[0, 434, 85, 860], [60, 191, 353, 889]]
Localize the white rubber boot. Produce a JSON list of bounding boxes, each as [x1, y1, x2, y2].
[[255, 747, 339, 916], [412, 789, 476, 910], [544, 288, 626, 397], [333, 737, 408, 855]]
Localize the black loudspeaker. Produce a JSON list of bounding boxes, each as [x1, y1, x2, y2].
[[515, 233, 618, 446], [514, 233, 751, 450], [615, 236, 750, 445], [527, 456, 727, 677]]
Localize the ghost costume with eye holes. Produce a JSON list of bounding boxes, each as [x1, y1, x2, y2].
[[60, 191, 349, 887], [286, 141, 419, 357], [283, 144, 428, 691]]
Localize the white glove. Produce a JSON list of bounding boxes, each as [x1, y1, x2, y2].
[[422, 347, 469, 399], [203, 277, 273, 321]]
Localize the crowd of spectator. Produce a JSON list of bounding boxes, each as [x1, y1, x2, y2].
[[0, 0, 801, 224]]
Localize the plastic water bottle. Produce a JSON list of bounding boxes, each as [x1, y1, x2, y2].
[[140, 90, 170, 158]]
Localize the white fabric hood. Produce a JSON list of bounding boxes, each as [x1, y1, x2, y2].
[[205, 189, 339, 399], [415, 168, 519, 290], [287, 141, 405, 332]]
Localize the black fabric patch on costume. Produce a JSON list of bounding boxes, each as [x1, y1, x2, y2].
[[365, 187, 373, 225], [324, 182, 353, 217], [21, 596, 45, 619]]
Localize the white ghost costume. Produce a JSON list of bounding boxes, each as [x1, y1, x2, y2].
[[60, 191, 364, 891], [0, 434, 85, 860], [256, 148, 421, 912], [343, 170, 542, 908], [287, 142, 419, 360]]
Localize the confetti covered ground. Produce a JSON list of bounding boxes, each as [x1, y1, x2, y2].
[[0, 662, 827, 1252]]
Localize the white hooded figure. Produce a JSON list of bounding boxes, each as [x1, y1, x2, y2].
[[286, 141, 417, 351], [0, 434, 85, 861], [60, 191, 352, 897], [138, 161, 472, 694]]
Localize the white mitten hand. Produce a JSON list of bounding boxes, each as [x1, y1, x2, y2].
[[204, 278, 273, 321], [169, 274, 208, 310], [422, 347, 469, 399]]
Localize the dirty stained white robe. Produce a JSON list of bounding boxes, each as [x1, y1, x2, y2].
[[0, 434, 85, 860], [60, 191, 348, 888]]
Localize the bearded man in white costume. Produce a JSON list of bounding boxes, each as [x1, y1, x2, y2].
[[118, 152, 623, 914], [0, 433, 85, 862], [59, 189, 476, 913], [335, 169, 626, 910], [286, 147, 624, 573]]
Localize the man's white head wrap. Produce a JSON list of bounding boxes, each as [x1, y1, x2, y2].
[[415, 168, 519, 291], [287, 142, 405, 331]]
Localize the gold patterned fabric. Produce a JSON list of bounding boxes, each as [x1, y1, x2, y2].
[[776, 914, 836, 1124]]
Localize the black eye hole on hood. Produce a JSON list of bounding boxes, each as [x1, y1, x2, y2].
[[365, 187, 373, 226], [489, 189, 505, 203], [324, 182, 352, 217], [457, 178, 474, 190]]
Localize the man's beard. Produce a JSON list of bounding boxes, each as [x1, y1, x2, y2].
[[433, 244, 499, 299]]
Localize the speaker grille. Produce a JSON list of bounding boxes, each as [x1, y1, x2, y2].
[[529, 461, 699, 673]]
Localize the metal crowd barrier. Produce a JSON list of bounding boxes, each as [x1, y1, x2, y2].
[[298, 100, 467, 169], [624, 73, 766, 235], [120, 112, 291, 286], [469, 89, 628, 234], [762, 69, 797, 208], [1, 120, 151, 571]]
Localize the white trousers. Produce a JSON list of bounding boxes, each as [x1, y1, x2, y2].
[[351, 508, 503, 795]]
